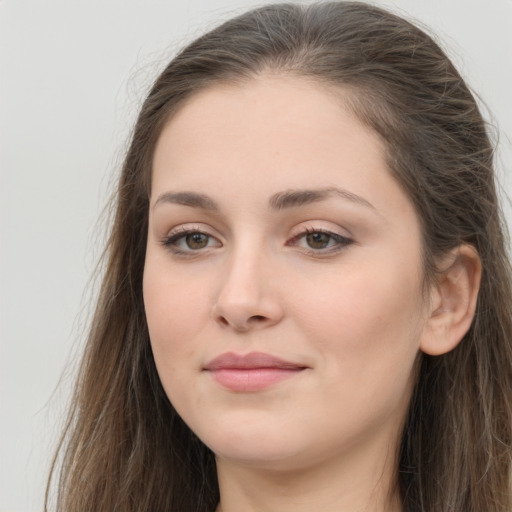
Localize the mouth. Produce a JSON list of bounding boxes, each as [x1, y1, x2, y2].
[[203, 351, 308, 392]]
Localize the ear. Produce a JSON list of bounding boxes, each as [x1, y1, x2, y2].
[[420, 244, 482, 356]]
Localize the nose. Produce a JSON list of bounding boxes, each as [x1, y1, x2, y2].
[[212, 246, 284, 332]]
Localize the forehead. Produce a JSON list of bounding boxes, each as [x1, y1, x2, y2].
[[154, 77, 380, 179], [151, 75, 415, 224]]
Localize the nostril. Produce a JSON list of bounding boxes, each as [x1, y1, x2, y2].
[[218, 316, 230, 326], [249, 315, 266, 322]]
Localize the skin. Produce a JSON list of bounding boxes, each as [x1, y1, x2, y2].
[[143, 75, 478, 512]]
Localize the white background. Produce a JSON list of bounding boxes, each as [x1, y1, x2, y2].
[[1, 0, 511, 510]]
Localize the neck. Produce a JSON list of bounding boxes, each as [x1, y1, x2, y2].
[[215, 439, 403, 512]]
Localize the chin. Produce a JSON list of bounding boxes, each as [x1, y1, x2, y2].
[[194, 415, 307, 469], [213, 442, 308, 472]]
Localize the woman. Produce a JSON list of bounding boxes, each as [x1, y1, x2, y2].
[[46, 2, 512, 511]]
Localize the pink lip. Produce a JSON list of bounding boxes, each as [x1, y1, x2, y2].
[[203, 352, 308, 392]]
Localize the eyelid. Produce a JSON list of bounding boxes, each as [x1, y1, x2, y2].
[[288, 221, 353, 240], [161, 224, 222, 254], [286, 223, 355, 255], [163, 222, 221, 238]]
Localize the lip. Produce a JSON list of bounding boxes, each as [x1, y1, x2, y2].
[[203, 351, 308, 392]]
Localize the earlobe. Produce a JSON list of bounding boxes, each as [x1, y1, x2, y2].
[[420, 244, 482, 356]]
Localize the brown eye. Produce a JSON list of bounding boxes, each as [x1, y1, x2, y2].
[[286, 228, 354, 254], [163, 229, 221, 254], [305, 232, 332, 249], [186, 232, 209, 249]]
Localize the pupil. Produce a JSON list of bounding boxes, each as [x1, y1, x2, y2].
[[186, 233, 208, 249], [307, 232, 329, 249]]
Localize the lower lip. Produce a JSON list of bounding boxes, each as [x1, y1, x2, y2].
[[208, 368, 304, 392]]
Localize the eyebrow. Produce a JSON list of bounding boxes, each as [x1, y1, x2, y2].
[[153, 187, 376, 212], [153, 191, 218, 210], [268, 187, 376, 211]]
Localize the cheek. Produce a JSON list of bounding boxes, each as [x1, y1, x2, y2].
[[142, 262, 211, 385], [294, 270, 424, 437], [292, 260, 425, 380]]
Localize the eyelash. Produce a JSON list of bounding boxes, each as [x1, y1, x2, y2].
[[162, 226, 218, 256], [287, 227, 354, 255], [161, 226, 354, 256]]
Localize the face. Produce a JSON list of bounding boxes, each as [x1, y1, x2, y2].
[[143, 76, 430, 472]]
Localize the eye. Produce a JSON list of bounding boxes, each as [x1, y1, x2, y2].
[[304, 232, 334, 249], [162, 228, 221, 254], [288, 228, 353, 254], [183, 232, 209, 249]]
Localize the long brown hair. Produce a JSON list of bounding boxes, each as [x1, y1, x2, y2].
[[46, 2, 512, 511]]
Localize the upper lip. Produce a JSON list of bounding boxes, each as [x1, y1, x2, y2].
[[203, 351, 308, 371]]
